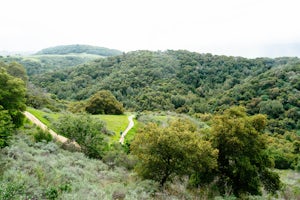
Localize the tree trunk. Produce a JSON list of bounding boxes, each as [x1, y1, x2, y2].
[[160, 173, 169, 187]]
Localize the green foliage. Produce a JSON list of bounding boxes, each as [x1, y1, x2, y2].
[[0, 64, 26, 148], [27, 107, 59, 128], [259, 100, 284, 118], [0, 181, 24, 200], [28, 50, 299, 135], [131, 119, 218, 186], [0, 106, 14, 148], [2, 61, 28, 82], [33, 127, 53, 143], [265, 133, 299, 170], [54, 113, 108, 158], [0, 66, 26, 127], [26, 83, 63, 111], [85, 90, 124, 115], [210, 106, 281, 196]]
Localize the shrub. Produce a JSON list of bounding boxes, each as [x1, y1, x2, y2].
[[33, 127, 53, 143], [54, 113, 108, 158]]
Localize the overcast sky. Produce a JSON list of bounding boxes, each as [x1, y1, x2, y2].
[[1, 0, 300, 57]]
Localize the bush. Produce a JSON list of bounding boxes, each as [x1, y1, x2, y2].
[[33, 127, 53, 143], [54, 113, 108, 158]]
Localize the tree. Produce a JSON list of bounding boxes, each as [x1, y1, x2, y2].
[[0, 106, 14, 148], [258, 100, 284, 118], [5, 62, 28, 83], [0, 67, 26, 128], [54, 114, 108, 158], [85, 90, 124, 115], [210, 106, 280, 196], [131, 119, 218, 187]]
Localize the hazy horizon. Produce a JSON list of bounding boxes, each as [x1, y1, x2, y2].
[[1, 0, 300, 58]]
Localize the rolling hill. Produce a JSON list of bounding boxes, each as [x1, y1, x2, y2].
[[30, 50, 300, 134], [1, 47, 300, 199], [0, 44, 123, 76], [36, 44, 122, 56]]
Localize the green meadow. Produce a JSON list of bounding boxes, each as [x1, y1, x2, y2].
[[26, 108, 133, 142]]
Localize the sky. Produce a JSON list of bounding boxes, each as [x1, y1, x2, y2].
[[1, 0, 300, 58]]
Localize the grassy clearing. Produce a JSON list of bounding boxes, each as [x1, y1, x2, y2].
[[26, 108, 131, 141], [94, 114, 129, 140]]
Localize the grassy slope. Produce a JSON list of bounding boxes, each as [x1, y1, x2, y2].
[[27, 107, 60, 128], [95, 114, 129, 142], [26, 108, 131, 141]]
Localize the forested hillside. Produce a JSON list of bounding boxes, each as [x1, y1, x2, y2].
[[31, 50, 300, 134]]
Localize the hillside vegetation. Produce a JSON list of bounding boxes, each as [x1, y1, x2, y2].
[[1, 49, 300, 199], [31, 50, 300, 134], [0, 131, 156, 200]]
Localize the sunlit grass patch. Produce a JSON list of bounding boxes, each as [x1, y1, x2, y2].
[[94, 114, 128, 136], [27, 107, 60, 128], [26, 108, 131, 142]]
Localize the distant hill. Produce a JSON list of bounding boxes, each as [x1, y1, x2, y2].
[[0, 44, 123, 76], [36, 44, 123, 56], [30, 50, 300, 135], [1, 54, 103, 76]]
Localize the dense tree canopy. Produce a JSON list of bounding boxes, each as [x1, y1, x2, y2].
[[28, 50, 299, 134]]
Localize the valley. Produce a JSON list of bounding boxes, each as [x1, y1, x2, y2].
[[0, 45, 299, 199]]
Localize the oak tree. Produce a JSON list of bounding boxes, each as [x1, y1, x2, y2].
[[211, 106, 280, 196], [85, 90, 124, 115], [131, 119, 218, 186]]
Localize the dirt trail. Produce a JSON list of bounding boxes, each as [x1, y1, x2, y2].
[[24, 111, 80, 148], [119, 115, 134, 144]]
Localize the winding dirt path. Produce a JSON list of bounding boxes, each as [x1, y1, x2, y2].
[[24, 111, 80, 148], [119, 115, 134, 144]]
